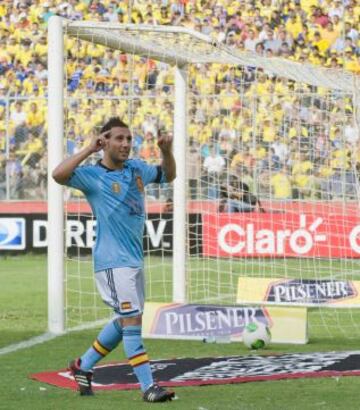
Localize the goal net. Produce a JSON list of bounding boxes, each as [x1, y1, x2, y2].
[[48, 17, 360, 340]]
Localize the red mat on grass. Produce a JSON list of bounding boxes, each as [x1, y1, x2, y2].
[[31, 351, 360, 391]]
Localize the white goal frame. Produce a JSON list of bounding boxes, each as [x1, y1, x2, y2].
[[47, 16, 189, 334], [47, 16, 360, 335]]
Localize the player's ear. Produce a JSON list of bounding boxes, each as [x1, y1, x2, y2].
[[102, 130, 111, 150], [102, 137, 110, 150]]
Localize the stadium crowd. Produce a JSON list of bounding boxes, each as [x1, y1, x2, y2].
[[0, 0, 359, 203]]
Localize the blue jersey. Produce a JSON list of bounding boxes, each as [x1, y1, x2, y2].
[[66, 159, 166, 272]]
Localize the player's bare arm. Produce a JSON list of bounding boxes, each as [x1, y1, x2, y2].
[[157, 130, 176, 182], [52, 131, 109, 185]]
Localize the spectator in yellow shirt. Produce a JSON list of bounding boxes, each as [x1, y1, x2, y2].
[[292, 152, 313, 176], [158, 6, 171, 25], [312, 31, 330, 53], [0, 129, 6, 152], [344, 48, 358, 71], [15, 39, 33, 67], [34, 35, 47, 58], [26, 102, 45, 134], [346, 55, 360, 74], [6, 35, 19, 62], [262, 119, 276, 143], [321, 21, 339, 47], [286, 13, 304, 39], [22, 72, 39, 95], [270, 166, 293, 199]]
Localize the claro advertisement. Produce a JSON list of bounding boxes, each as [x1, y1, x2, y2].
[[203, 213, 360, 258]]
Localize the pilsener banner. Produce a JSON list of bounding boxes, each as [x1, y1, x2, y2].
[[237, 277, 360, 306], [142, 302, 308, 344], [203, 213, 360, 258]]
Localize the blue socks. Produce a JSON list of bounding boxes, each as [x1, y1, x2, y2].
[[79, 321, 153, 393], [80, 319, 123, 371], [123, 325, 153, 392]]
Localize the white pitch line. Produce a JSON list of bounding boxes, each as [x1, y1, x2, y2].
[[0, 319, 111, 356], [0, 320, 109, 356], [0, 332, 59, 356]]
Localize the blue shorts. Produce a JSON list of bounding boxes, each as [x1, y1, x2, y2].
[[95, 267, 145, 318]]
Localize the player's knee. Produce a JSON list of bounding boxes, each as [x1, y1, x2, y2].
[[119, 314, 142, 327]]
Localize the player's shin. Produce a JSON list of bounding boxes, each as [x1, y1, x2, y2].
[[122, 325, 153, 392], [80, 318, 123, 371]]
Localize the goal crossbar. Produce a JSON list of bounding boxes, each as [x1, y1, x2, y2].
[[65, 20, 358, 92]]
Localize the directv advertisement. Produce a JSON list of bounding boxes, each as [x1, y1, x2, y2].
[[0, 214, 200, 255]]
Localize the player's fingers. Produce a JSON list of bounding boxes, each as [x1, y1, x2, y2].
[[97, 136, 108, 149]]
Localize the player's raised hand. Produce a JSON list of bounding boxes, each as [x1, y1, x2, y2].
[[88, 131, 110, 153], [157, 129, 173, 153]]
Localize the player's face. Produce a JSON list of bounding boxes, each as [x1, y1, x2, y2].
[[106, 126, 132, 162]]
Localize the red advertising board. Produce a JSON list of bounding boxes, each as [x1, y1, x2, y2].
[[203, 213, 360, 258], [1, 200, 359, 215]]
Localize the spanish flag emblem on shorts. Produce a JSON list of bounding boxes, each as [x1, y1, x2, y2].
[[121, 301, 132, 310]]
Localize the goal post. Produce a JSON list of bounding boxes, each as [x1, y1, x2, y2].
[[173, 66, 187, 303], [48, 16, 360, 338], [47, 16, 65, 334]]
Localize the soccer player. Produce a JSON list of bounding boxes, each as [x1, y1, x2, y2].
[[52, 117, 176, 402]]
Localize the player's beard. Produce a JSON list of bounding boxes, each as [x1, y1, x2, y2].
[[111, 150, 130, 164], [119, 150, 130, 160]]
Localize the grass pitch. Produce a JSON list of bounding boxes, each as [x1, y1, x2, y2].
[[1, 254, 360, 410]]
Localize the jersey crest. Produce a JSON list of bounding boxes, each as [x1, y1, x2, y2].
[[112, 182, 121, 194]]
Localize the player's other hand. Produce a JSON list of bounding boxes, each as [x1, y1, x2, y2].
[[157, 129, 173, 154], [88, 131, 110, 153]]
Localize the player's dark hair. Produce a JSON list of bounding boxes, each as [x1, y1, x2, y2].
[[100, 117, 129, 136]]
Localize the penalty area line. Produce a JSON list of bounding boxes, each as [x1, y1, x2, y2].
[[0, 332, 58, 356]]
